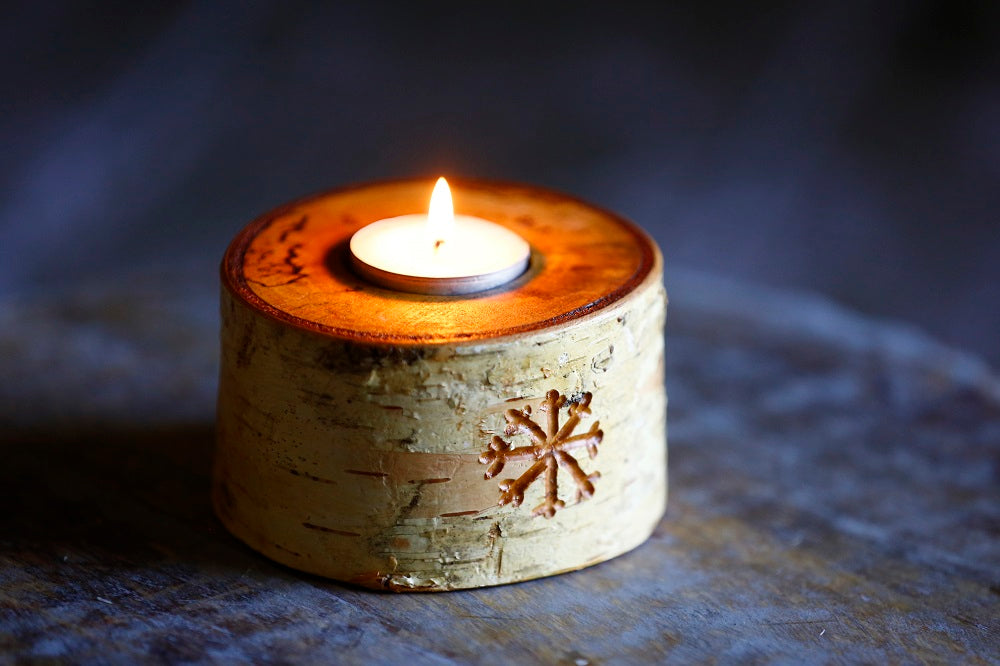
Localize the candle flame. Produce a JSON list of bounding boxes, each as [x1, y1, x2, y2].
[[427, 177, 455, 248]]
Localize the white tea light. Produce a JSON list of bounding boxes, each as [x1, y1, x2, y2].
[[349, 178, 530, 295]]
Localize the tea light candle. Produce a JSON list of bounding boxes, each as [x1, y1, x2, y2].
[[349, 178, 530, 294]]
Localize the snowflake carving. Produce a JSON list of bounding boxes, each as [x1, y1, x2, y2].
[[479, 389, 604, 518]]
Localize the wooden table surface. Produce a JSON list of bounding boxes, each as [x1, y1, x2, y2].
[[1, 270, 997, 664]]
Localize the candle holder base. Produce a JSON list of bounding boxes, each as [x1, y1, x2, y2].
[[214, 179, 667, 591]]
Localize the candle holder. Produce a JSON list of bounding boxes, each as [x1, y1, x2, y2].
[[214, 178, 667, 591]]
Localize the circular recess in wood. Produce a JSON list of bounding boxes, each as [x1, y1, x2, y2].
[[223, 179, 657, 345]]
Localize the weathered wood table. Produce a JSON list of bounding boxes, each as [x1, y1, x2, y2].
[[1, 270, 997, 663]]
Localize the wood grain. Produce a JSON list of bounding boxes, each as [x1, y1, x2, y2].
[[224, 178, 656, 345]]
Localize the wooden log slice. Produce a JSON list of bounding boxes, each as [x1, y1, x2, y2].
[[214, 179, 667, 591]]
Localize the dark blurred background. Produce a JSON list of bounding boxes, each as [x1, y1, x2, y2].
[[2, 1, 998, 364]]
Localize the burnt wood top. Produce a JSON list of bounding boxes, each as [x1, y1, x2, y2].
[[223, 179, 658, 345]]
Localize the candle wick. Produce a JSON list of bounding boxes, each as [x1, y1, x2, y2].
[[434, 239, 445, 251]]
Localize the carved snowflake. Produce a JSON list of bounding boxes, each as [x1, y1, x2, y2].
[[479, 389, 604, 518]]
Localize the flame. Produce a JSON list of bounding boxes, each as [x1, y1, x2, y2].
[[427, 177, 455, 247]]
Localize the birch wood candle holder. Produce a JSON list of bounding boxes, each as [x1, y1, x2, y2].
[[213, 179, 667, 591]]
